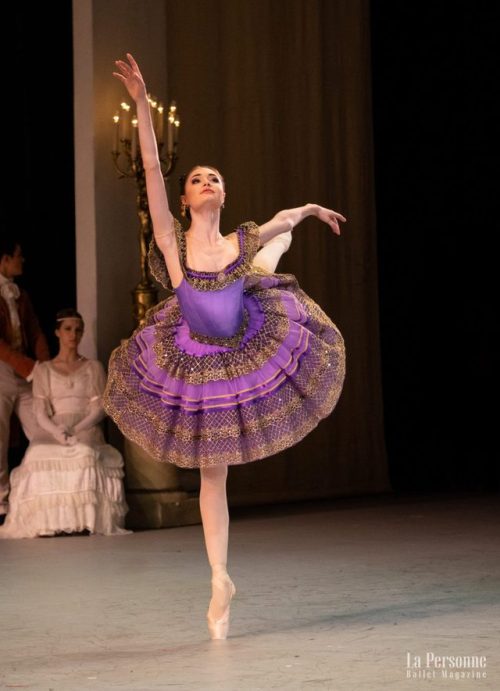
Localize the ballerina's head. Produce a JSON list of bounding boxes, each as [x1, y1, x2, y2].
[[179, 165, 226, 222]]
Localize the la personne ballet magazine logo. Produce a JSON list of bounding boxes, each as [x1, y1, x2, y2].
[[405, 651, 488, 681]]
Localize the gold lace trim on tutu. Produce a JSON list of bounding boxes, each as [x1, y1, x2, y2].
[[104, 331, 345, 468]]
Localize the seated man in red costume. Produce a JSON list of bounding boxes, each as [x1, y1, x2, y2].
[[0, 236, 50, 521]]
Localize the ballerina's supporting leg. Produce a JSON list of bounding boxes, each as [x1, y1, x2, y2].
[[199, 465, 236, 639]]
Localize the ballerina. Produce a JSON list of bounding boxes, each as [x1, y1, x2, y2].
[[104, 54, 346, 639]]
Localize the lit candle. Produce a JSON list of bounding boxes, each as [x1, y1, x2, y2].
[[131, 116, 138, 160], [157, 104, 164, 143], [113, 112, 120, 152], [120, 102, 131, 141], [167, 113, 174, 154], [174, 119, 180, 147]]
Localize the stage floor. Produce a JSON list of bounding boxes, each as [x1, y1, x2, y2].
[[1, 491, 499, 690]]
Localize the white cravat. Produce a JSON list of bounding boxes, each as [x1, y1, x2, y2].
[[0, 272, 22, 350]]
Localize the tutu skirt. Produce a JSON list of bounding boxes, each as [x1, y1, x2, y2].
[[104, 272, 345, 468]]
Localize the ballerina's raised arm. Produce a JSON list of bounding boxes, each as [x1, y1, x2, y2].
[[113, 53, 184, 289]]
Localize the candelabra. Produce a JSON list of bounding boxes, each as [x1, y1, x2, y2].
[[112, 96, 180, 327]]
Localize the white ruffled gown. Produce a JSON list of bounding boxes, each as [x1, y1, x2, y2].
[[0, 360, 131, 538]]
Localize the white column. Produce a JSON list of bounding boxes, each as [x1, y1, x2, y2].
[[73, 0, 97, 358], [72, 0, 170, 363]]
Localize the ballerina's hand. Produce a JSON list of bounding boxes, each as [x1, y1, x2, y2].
[[316, 206, 347, 236], [113, 53, 147, 102]]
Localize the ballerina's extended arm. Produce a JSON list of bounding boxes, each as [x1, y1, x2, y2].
[[258, 203, 346, 246], [113, 54, 184, 288]]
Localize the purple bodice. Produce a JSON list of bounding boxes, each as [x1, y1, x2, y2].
[[174, 277, 245, 339]]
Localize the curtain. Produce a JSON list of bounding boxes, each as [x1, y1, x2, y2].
[[164, 0, 390, 502]]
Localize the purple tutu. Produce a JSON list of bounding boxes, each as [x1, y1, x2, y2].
[[103, 221, 345, 468]]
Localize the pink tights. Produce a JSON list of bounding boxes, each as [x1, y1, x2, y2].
[[200, 466, 233, 620]]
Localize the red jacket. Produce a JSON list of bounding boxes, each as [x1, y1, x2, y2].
[[0, 289, 50, 379]]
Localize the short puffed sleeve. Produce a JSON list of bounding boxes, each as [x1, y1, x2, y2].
[[147, 217, 185, 289], [240, 221, 260, 263]]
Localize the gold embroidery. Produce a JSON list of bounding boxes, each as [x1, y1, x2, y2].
[[138, 329, 309, 409], [103, 332, 345, 468], [148, 220, 260, 292], [151, 290, 290, 383], [177, 221, 260, 292]]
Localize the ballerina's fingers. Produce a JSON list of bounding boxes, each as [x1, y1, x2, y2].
[[113, 55, 145, 88], [332, 211, 347, 223], [121, 53, 145, 83], [114, 60, 132, 76], [330, 217, 341, 235], [126, 53, 142, 74], [329, 211, 346, 235]]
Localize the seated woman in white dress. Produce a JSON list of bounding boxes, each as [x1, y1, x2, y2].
[[0, 308, 130, 538]]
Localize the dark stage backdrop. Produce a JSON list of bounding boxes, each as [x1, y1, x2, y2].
[[4, 4, 75, 358], [2, 4, 74, 463], [370, 4, 493, 491]]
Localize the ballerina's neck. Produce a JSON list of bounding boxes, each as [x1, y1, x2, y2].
[[186, 210, 222, 245]]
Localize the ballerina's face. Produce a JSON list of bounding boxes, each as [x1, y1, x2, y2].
[[55, 318, 84, 349], [181, 166, 226, 215]]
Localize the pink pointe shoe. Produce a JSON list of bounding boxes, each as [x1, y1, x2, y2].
[[207, 573, 236, 640]]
